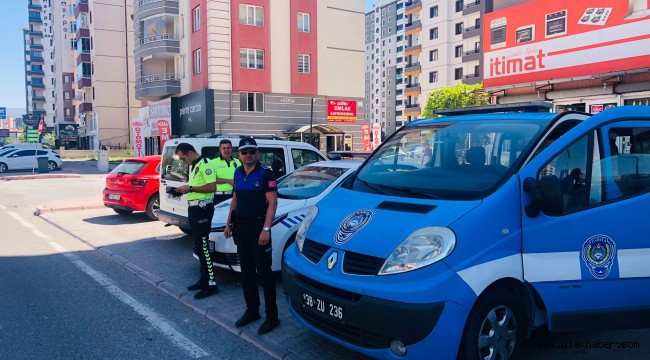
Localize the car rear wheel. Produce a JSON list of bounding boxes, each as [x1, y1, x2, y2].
[[113, 209, 133, 216], [460, 288, 526, 360], [0, 162, 7, 173], [47, 161, 57, 171], [145, 193, 160, 221]]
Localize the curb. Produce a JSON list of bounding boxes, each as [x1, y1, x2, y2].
[[0, 174, 82, 181], [34, 204, 106, 216], [36, 211, 289, 360]]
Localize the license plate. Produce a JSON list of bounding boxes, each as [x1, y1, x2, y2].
[[302, 291, 345, 323], [108, 194, 120, 200]]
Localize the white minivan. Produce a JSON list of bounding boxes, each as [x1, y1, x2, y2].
[[158, 135, 327, 233]]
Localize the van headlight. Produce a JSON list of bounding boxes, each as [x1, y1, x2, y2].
[[379, 227, 456, 275], [296, 206, 319, 252]]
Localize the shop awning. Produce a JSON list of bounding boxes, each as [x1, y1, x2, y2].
[[286, 124, 344, 135]]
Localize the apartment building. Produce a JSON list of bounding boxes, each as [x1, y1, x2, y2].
[[364, 0, 406, 138], [133, 0, 366, 153], [73, 0, 138, 149]]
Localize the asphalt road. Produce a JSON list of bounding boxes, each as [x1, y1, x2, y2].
[[0, 186, 271, 359]]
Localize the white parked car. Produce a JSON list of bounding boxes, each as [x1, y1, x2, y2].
[[207, 160, 362, 271], [0, 149, 62, 173]]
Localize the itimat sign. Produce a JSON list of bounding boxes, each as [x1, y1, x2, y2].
[[483, 0, 650, 88]]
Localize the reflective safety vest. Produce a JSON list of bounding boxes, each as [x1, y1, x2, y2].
[[212, 157, 241, 192], [187, 157, 216, 201]]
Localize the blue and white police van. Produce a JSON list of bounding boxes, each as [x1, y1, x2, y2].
[[282, 104, 650, 359]]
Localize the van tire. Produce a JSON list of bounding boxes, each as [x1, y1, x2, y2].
[[113, 209, 133, 216], [145, 193, 160, 221], [0, 162, 7, 173], [459, 288, 525, 360]]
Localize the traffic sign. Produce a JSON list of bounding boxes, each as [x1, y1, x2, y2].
[[26, 129, 39, 143], [38, 120, 44, 134], [23, 114, 40, 127], [0, 129, 9, 138], [0, 107, 6, 120]]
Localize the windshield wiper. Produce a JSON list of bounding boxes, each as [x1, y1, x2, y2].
[[355, 177, 386, 194], [377, 184, 440, 199]]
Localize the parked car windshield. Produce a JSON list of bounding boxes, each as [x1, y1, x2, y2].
[[352, 120, 544, 200], [278, 165, 350, 199], [111, 161, 146, 175]]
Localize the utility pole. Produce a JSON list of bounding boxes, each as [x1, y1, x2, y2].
[[309, 98, 314, 145]]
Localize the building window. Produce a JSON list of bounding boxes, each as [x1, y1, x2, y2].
[[429, 71, 438, 83], [430, 27, 438, 40], [454, 67, 463, 80], [429, 49, 438, 61], [455, 22, 463, 35], [193, 49, 201, 74], [65, 108, 71, 116], [239, 92, 264, 112], [455, 45, 464, 58], [474, 65, 480, 76], [430, 6, 438, 18], [64, 91, 70, 100], [240, 48, 264, 69], [64, 75, 69, 83], [239, 4, 264, 27], [193, 6, 200, 32], [298, 54, 310, 74], [455, 0, 463, 12], [298, 12, 310, 32]]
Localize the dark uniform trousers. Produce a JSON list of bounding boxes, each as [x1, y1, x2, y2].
[[234, 217, 278, 318], [188, 203, 216, 285], [213, 194, 233, 205]]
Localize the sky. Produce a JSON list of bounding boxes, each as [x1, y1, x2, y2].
[[0, 1, 27, 111], [0, 1, 374, 113]]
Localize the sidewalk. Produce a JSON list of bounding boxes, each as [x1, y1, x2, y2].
[[35, 199, 367, 360]]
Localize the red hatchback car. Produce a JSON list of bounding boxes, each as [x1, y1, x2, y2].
[[103, 155, 161, 220]]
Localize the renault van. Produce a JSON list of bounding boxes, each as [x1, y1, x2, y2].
[[158, 136, 326, 233], [282, 105, 650, 359]]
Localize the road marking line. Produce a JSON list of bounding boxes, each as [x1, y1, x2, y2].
[[9, 211, 209, 359], [0, 205, 6, 210], [32, 229, 48, 239]]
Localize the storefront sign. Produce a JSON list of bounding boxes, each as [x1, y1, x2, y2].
[[361, 124, 372, 151], [327, 100, 358, 122], [158, 119, 171, 148], [0, 129, 9, 138], [590, 103, 617, 113], [483, 0, 650, 88], [171, 89, 215, 136], [372, 123, 381, 150], [58, 124, 79, 142], [131, 119, 145, 157], [23, 114, 40, 128]]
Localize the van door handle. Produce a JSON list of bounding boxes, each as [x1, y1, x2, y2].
[[161, 180, 167, 185]]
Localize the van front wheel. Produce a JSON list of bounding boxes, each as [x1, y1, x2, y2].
[[460, 289, 525, 360]]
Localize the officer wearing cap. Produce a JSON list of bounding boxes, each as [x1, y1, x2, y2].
[[224, 137, 280, 334], [211, 139, 241, 205], [175, 143, 220, 299]]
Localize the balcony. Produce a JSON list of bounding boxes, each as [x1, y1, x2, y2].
[[76, 52, 91, 65], [463, 73, 482, 85], [135, 34, 180, 59], [29, 16, 42, 24], [31, 82, 45, 89], [79, 102, 93, 113], [75, 1, 88, 17], [462, 48, 481, 62], [134, 0, 180, 23], [76, 28, 89, 39], [404, 64, 421, 76], [29, 4, 42, 11], [463, 0, 482, 15], [405, 21, 422, 36], [33, 96, 46, 102], [30, 69, 45, 77], [404, 84, 421, 96], [31, 56, 44, 63], [463, 24, 481, 39], [135, 73, 181, 101], [77, 77, 91, 89], [405, 1, 422, 16], [33, 108, 46, 115], [30, 43, 44, 51], [404, 45, 422, 56], [29, 30, 43, 37], [404, 104, 421, 116]]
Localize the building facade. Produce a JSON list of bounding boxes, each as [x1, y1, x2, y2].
[[72, 0, 138, 150], [25, 0, 53, 127], [133, 0, 366, 153]]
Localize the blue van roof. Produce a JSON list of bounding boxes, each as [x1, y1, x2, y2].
[[407, 112, 558, 127]]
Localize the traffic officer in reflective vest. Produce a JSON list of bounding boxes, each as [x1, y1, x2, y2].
[[224, 137, 280, 334], [212, 139, 241, 205], [175, 142, 220, 299]]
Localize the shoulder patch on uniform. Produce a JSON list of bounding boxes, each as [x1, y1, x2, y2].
[[268, 180, 277, 188], [205, 169, 212, 175]]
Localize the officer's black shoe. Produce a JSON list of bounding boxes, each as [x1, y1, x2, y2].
[[235, 311, 261, 328], [187, 281, 205, 291], [193, 286, 219, 299], [258, 317, 280, 335]]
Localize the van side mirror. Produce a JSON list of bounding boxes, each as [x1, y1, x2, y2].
[[523, 176, 563, 217]]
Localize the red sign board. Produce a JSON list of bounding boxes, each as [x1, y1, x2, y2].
[[483, 0, 650, 88], [38, 120, 44, 134], [327, 100, 357, 122], [158, 119, 171, 148], [361, 124, 372, 151]]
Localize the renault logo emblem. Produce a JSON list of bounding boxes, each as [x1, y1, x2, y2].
[[327, 252, 338, 270]]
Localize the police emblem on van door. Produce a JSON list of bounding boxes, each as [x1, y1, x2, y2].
[[581, 234, 616, 280], [334, 210, 374, 245]]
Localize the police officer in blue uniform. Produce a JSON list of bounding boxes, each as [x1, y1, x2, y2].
[[224, 137, 280, 334], [175, 143, 220, 300]]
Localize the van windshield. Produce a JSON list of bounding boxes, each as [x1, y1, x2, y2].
[[353, 120, 543, 200], [161, 146, 188, 182]]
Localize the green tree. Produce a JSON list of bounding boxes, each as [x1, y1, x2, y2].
[[421, 83, 489, 118], [43, 133, 56, 147]]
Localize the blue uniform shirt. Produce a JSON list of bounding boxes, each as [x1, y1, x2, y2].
[[233, 162, 277, 219]]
